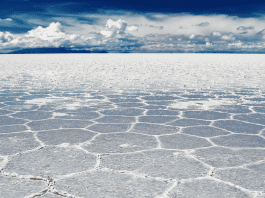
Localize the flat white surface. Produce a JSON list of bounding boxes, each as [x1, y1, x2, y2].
[[0, 54, 265, 90]]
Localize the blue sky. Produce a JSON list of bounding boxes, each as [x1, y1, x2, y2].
[[1, 0, 265, 53]]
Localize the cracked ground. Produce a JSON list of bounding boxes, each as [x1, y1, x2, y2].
[[0, 54, 265, 198]]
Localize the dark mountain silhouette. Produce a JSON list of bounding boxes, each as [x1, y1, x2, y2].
[[3, 47, 265, 54], [6, 48, 108, 54]]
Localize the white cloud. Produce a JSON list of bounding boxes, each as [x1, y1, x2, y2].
[[126, 25, 138, 32], [221, 33, 235, 41], [0, 18, 12, 22], [100, 30, 115, 38], [100, 19, 128, 38], [228, 41, 243, 47], [11, 12, 265, 38], [106, 19, 127, 31], [92, 14, 265, 38], [0, 19, 142, 52], [0, 31, 14, 43], [2, 16, 265, 53], [206, 42, 212, 46], [27, 22, 66, 40], [211, 31, 222, 37], [0, 22, 96, 52], [189, 33, 196, 39]]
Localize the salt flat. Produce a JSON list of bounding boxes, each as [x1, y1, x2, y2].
[[0, 54, 265, 198]]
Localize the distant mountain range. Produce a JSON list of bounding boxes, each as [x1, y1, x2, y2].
[[1, 47, 265, 54], [3, 48, 108, 54]]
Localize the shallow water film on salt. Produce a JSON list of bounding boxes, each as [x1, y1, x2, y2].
[[0, 53, 265, 198]]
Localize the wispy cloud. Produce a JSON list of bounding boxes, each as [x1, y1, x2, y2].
[[0, 18, 12, 22], [197, 22, 209, 27], [237, 26, 255, 31]]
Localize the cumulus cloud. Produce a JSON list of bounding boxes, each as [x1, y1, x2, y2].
[[22, 22, 91, 48], [106, 19, 127, 30], [197, 22, 209, 27], [0, 31, 14, 43], [2, 16, 265, 53], [100, 19, 127, 38], [0, 22, 95, 52], [97, 19, 145, 52], [94, 16, 265, 53], [26, 22, 66, 40], [237, 26, 254, 31], [0, 19, 144, 53]]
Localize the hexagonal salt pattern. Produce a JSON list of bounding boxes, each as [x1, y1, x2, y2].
[[159, 133, 212, 149], [0, 116, 27, 126], [3, 146, 97, 179], [130, 123, 179, 135], [81, 133, 158, 153], [192, 147, 265, 168], [12, 111, 53, 120], [167, 178, 251, 198], [182, 126, 231, 137], [214, 162, 265, 193], [213, 120, 264, 134], [0, 133, 40, 155], [37, 129, 97, 145], [0, 125, 27, 134], [168, 118, 211, 127], [234, 114, 265, 125], [27, 119, 93, 131], [0, 175, 47, 198], [101, 150, 209, 179], [183, 110, 230, 120], [55, 170, 171, 198], [211, 134, 265, 148], [1, 86, 265, 197], [215, 105, 252, 113]]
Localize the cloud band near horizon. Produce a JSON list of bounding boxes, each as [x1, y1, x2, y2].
[[1, 14, 265, 53]]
